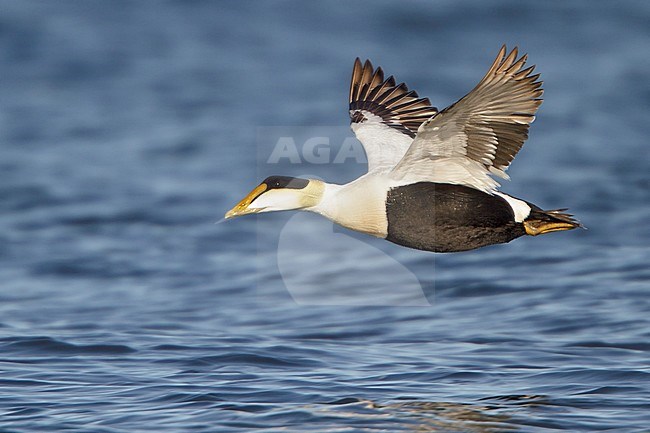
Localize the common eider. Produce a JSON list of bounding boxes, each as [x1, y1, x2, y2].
[[225, 46, 581, 252]]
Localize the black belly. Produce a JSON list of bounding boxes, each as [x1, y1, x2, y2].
[[385, 183, 526, 252]]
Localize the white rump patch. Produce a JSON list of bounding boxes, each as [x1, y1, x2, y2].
[[494, 192, 531, 222]]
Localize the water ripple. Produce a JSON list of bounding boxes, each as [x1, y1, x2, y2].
[[1, 337, 136, 355]]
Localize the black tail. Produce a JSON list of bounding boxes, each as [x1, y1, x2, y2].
[[524, 207, 582, 236]]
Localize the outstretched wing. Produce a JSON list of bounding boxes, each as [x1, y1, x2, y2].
[[390, 46, 543, 192], [349, 58, 438, 172]]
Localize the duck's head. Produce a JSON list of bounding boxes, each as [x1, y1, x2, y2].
[[225, 176, 324, 219]]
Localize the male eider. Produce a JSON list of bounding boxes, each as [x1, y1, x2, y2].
[[225, 46, 581, 252]]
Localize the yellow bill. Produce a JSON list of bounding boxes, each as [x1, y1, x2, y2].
[[225, 183, 267, 219]]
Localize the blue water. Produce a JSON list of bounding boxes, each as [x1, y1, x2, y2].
[[1, 1, 649, 431]]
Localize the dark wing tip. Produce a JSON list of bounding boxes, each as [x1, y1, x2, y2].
[[349, 58, 438, 136]]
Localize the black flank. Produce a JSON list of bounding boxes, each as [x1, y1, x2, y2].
[[385, 183, 526, 252]]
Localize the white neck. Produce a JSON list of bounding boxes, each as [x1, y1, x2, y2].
[[307, 176, 388, 238]]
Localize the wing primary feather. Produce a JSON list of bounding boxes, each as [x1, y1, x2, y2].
[[349, 59, 438, 138], [390, 45, 544, 191], [349, 58, 363, 103]]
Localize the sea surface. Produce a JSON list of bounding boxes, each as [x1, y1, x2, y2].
[[1, 1, 649, 432]]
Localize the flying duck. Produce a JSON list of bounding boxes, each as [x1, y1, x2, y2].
[[225, 46, 581, 252]]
